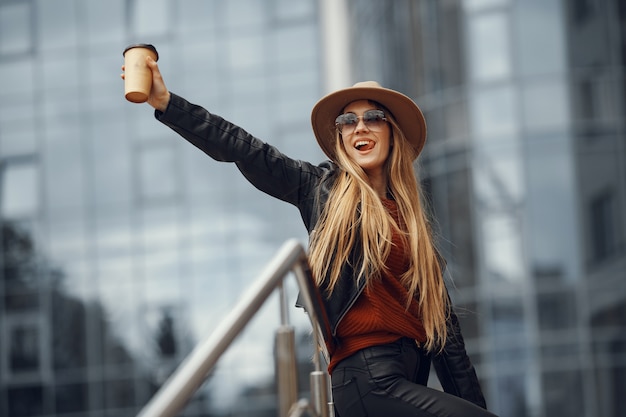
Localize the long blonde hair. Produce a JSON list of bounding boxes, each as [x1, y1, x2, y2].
[[308, 105, 449, 352]]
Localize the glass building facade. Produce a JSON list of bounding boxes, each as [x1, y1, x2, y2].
[[0, 0, 322, 416], [1, 0, 625, 417], [339, 1, 625, 416]]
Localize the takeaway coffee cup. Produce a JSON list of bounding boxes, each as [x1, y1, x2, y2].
[[123, 44, 159, 103]]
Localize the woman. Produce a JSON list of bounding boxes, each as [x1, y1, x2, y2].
[[122, 55, 498, 417]]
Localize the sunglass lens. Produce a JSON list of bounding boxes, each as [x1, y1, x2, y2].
[[336, 113, 358, 127], [363, 110, 385, 123]]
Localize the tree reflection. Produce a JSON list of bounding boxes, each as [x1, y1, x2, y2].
[[1, 223, 156, 416]]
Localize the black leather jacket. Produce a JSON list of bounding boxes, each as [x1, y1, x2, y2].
[[156, 93, 487, 409]]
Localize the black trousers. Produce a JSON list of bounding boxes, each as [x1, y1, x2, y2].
[[331, 338, 498, 417]]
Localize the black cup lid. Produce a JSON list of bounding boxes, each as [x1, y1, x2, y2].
[[123, 43, 159, 61]]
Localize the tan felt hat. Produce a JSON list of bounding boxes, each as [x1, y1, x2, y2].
[[311, 81, 427, 161]]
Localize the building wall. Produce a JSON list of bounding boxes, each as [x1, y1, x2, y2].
[[0, 0, 322, 416], [342, 0, 625, 416]]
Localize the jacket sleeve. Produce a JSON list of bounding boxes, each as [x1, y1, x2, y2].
[[154, 93, 326, 210], [431, 301, 488, 409]]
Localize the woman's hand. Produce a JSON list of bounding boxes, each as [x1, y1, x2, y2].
[[121, 55, 171, 112]]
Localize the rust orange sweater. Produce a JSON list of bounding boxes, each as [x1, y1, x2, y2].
[[327, 199, 427, 373]]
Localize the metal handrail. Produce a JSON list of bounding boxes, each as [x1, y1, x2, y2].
[[136, 239, 333, 417]]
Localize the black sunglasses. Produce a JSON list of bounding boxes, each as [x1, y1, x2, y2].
[[335, 109, 388, 135]]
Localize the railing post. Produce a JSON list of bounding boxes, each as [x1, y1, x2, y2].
[[276, 282, 299, 417], [276, 325, 298, 417]]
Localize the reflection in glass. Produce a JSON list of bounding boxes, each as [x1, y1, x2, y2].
[[471, 85, 518, 141], [1, 162, 39, 219], [131, 0, 169, 38], [463, 0, 509, 12], [0, 2, 31, 55], [10, 323, 40, 373], [537, 289, 577, 331], [522, 80, 569, 131], [493, 373, 528, 417], [8, 385, 45, 417], [590, 190, 617, 263], [467, 11, 511, 82], [104, 378, 136, 409], [37, 0, 78, 51], [55, 382, 88, 414], [515, 0, 565, 76], [139, 146, 178, 201], [542, 369, 584, 416], [481, 214, 525, 283]]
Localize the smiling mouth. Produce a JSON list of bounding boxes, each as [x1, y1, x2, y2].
[[355, 140, 374, 151]]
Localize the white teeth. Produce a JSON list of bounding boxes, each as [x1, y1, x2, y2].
[[355, 140, 370, 149]]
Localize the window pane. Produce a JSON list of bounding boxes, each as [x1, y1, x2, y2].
[[138, 146, 178, 200], [516, 0, 566, 76], [85, 0, 125, 44], [131, 0, 169, 38], [0, 2, 32, 55], [8, 385, 45, 417], [1, 162, 39, 218], [471, 85, 518, 141], [37, 0, 78, 51], [522, 79, 569, 131], [10, 322, 40, 373], [463, 0, 509, 12], [467, 11, 511, 81]]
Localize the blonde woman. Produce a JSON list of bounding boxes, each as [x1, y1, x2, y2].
[[122, 56, 497, 417]]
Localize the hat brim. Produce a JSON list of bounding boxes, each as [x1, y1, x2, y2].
[[311, 84, 427, 162]]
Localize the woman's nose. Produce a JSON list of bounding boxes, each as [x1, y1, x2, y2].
[[354, 117, 369, 133]]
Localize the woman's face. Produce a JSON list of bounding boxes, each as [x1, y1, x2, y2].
[[338, 100, 392, 176]]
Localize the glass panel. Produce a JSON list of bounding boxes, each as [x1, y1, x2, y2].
[[590, 190, 618, 262], [55, 382, 88, 413], [491, 296, 525, 337], [522, 79, 569, 131], [463, 0, 509, 12], [131, 0, 169, 38], [482, 214, 525, 283], [88, 44, 126, 87], [273, 0, 314, 21], [493, 373, 529, 417], [473, 146, 524, 209], [84, 0, 124, 44], [526, 134, 579, 282], [471, 85, 518, 141], [0, 123, 37, 157], [0, 2, 32, 55], [52, 287, 88, 371], [543, 369, 585, 416], [0, 60, 35, 97], [100, 286, 136, 367], [104, 378, 136, 409], [37, 0, 78, 50], [41, 52, 78, 90], [1, 162, 39, 218], [2, 222, 40, 311], [138, 146, 178, 200], [9, 321, 40, 373], [272, 25, 318, 65], [467, 11, 511, 82], [515, 0, 566, 76], [227, 35, 266, 73], [90, 120, 133, 206], [178, 0, 217, 34], [8, 385, 45, 417], [537, 289, 577, 331], [43, 125, 85, 211], [224, 0, 266, 30]]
